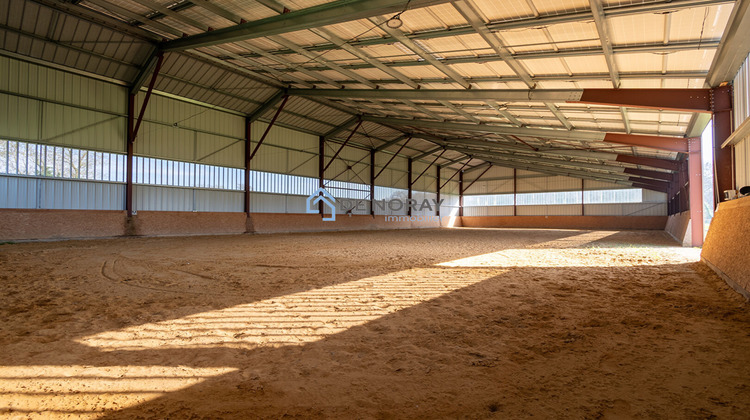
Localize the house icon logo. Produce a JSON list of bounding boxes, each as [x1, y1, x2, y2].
[[306, 187, 336, 221]]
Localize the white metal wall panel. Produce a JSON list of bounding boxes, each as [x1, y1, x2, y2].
[[195, 134, 243, 169], [517, 174, 582, 193], [194, 190, 243, 212], [135, 122, 195, 162], [517, 204, 582, 216], [733, 53, 750, 189], [735, 53, 750, 129], [584, 203, 667, 216], [41, 102, 125, 152], [0, 176, 123, 210], [134, 185, 193, 212], [585, 179, 630, 190], [0, 93, 40, 142], [464, 206, 514, 216], [136, 94, 244, 140], [0, 55, 125, 114], [0, 176, 36, 208], [467, 177, 513, 195], [736, 138, 750, 188]]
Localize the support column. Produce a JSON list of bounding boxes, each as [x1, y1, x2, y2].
[[581, 179, 585, 216], [688, 138, 704, 246], [318, 136, 325, 215], [407, 158, 413, 217], [244, 118, 251, 216], [436, 165, 441, 217], [513, 168, 517, 216], [458, 170, 464, 217], [126, 94, 135, 217], [711, 85, 734, 204], [370, 149, 375, 217]]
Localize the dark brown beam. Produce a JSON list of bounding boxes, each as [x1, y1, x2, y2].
[[464, 164, 493, 193], [577, 88, 711, 113], [244, 117, 252, 216], [604, 133, 691, 153], [616, 155, 680, 172], [323, 119, 362, 172], [623, 168, 674, 182], [628, 176, 670, 190], [248, 95, 289, 162], [711, 85, 734, 203], [131, 52, 164, 141]]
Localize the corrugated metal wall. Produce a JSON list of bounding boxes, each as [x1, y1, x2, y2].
[[733, 53, 750, 189], [0, 176, 123, 210]]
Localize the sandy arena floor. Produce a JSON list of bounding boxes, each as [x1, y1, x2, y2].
[[0, 228, 748, 419]]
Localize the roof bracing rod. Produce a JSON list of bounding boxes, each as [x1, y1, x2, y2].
[[323, 119, 363, 172], [374, 138, 411, 180], [161, 0, 452, 51], [411, 149, 447, 186], [248, 95, 290, 162], [463, 164, 493, 192], [131, 51, 164, 140], [441, 159, 472, 189]]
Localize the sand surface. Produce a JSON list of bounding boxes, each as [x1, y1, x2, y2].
[[0, 228, 748, 419]]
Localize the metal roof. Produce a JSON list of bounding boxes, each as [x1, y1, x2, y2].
[[2, 0, 749, 187]]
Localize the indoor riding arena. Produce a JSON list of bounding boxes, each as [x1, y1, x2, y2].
[[1, 0, 749, 418]]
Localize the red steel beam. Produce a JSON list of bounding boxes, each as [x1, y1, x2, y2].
[[604, 133, 691, 153], [373, 137, 410, 180], [576, 88, 711, 113], [711, 85, 734, 204], [244, 117, 252, 216], [687, 137, 703, 246], [464, 164, 493, 193], [132, 52, 164, 141], [616, 155, 680, 172], [458, 170, 464, 217], [411, 149, 446, 186], [623, 168, 673, 182], [248, 95, 289, 162]]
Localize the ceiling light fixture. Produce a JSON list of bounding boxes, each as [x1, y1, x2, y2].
[[387, 14, 404, 29]]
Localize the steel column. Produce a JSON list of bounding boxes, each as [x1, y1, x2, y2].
[[581, 179, 585, 216], [407, 158, 413, 217], [370, 149, 375, 217], [126, 94, 135, 217], [244, 118, 252, 216], [688, 138, 703, 246], [318, 136, 325, 215], [459, 171, 464, 217], [513, 168, 517, 216], [711, 85, 734, 204], [436, 166, 441, 217]]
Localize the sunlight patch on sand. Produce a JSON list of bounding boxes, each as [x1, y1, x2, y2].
[[0, 365, 235, 418]]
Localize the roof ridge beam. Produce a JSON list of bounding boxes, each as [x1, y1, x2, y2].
[[161, 0, 452, 51]]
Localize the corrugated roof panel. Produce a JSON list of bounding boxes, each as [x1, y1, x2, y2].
[[471, 0, 534, 21], [415, 34, 492, 59], [666, 49, 716, 71], [545, 21, 600, 47], [398, 4, 468, 33], [614, 52, 662, 73], [497, 28, 555, 54], [609, 12, 667, 45], [561, 55, 609, 74], [521, 57, 570, 76], [530, 0, 589, 15], [668, 4, 733, 42]]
